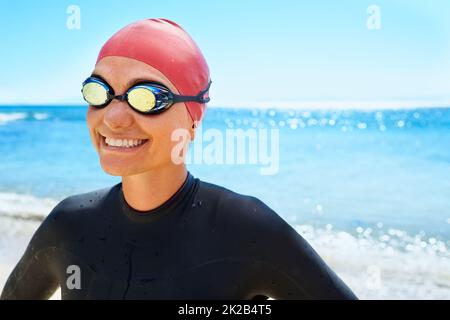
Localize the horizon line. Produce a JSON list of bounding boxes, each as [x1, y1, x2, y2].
[[1, 100, 450, 111]]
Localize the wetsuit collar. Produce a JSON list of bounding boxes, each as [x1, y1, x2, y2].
[[118, 171, 196, 224]]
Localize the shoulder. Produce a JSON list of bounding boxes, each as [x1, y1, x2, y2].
[[195, 179, 308, 265], [196, 179, 292, 234], [197, 179, 266, 211], [54, 184, 115, 211], [45, 184, 115, 221], [31, 184, 119, 247]]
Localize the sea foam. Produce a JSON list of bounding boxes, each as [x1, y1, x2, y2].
[[0, 112, 27, 125]]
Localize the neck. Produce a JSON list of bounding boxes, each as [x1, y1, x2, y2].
[[121, 164, 188, 212]]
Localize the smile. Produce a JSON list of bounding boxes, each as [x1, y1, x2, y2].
[[99, 134, 150, 152]]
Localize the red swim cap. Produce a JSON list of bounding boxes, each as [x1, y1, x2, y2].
[[96, 18, 210, 123]]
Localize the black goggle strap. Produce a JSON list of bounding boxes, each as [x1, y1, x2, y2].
[[171, 80, 212, 104]]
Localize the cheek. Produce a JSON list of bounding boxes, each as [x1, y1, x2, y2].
[[149, 126, 178, 157], [86, 107, 99, 129], [86, 108, 102, 148], [143, 119, 188, 161]]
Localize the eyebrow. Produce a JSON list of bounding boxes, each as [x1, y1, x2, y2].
[[90, 73, 166, 89]]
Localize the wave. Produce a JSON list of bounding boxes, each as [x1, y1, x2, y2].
[[0, 192, 57, 221], [0, 112, 51, 125], [0, 112, 27, 125], [296, 224, 450, 299], [32, 112, 49, 120]]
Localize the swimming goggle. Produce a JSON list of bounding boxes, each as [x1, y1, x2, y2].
[[81, 75, 211, 115]]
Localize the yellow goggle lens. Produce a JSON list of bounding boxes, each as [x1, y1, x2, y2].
[[128, 87, 156, 112], [82, 82, 109, 106]]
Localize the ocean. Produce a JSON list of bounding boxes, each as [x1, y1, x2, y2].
[[0, 105, 449, 299]]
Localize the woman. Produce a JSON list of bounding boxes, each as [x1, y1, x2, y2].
[[1, 18, 357, 300]]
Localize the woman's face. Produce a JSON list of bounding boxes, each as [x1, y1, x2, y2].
[[86, 56, 194, 176]]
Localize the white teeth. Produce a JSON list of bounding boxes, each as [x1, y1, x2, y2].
[[104, 136, 145, 148]]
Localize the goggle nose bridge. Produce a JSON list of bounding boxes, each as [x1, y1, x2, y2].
[[111, 93, 128, 102]]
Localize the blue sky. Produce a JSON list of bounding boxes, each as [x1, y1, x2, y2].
[[0, 0, 449, 107]]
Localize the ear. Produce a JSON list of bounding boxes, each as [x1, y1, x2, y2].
[[190, 121, 196, 141]]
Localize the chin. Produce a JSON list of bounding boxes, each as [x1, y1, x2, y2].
[[101, 160, 156, 177], [100, 165, 126, 177], [100, 160, 133, 177]]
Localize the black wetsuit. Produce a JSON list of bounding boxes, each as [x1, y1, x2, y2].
[[1, 172, 357, 300]]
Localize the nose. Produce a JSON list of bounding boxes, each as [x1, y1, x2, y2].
[[103, 99, 134, 130]]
